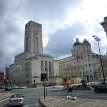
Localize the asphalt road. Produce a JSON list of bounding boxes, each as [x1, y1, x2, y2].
[[0, 86, 64, 107], [0, 86, 107, 107]]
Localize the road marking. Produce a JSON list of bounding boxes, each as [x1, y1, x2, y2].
[[24, 103, 39, 106], [0, 97, 9, 103]]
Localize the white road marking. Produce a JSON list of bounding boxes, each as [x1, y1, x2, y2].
[[0, 97, 9, 103], [24, 103, 39, 106]]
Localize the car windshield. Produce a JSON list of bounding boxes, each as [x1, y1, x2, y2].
[[10, 94, 22, 98], [10, 95, 15, 98]]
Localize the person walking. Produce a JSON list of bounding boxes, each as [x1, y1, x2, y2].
[[66, 84, 73, 99]]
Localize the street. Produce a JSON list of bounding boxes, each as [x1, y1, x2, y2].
[[0, 86, 64, 107], [0, 86, 107, 107]]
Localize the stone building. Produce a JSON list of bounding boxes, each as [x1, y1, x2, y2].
[[100, 16, 107, 38], [0, 71, 4, 85], [59, 56, 74, 79], [59, 38, 107, 82], [9, 21, 54, 86]]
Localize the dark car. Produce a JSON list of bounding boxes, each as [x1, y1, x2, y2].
[[94, 85, 107, 93], [94, 80, 107, 93], [5, 86, 12, 91]]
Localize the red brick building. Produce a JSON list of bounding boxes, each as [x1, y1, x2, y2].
[[0, 72, 4, 85]]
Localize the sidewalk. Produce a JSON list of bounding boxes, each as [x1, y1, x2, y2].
[[0, 91, 13, 102], [39, 96, 107, 107]]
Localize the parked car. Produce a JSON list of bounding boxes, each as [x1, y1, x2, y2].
[[5, 86, 12, 91], [8, 94, 24, 106], [12, 85, 19, 89], [94, 85, 107, 93], [19, 86, 27, 89], [94, 80, 107, 93]]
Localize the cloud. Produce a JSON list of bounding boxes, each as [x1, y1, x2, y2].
[[17, 0, 83, 20], [2, 0, 83, 22], [44, 21, 87, 58], [0, 0, 84, 67], [0, 0, 107, 68]]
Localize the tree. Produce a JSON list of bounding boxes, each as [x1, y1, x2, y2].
[[81, 80, 87, 87], [26, 80, 29, 86]]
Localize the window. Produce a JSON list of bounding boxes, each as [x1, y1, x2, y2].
[[45, 61, 48, 72], [36, 37, 38, 53], [26, 37, 28, 52], [49, 62, 51, 72], [41, 61, 44, 73], [88, 58, 90, 62], [89, 64, 91, 67], [26, 62, 31, 71], [26, 73, 29, 77]]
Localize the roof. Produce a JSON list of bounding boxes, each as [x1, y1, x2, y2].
[[83, 39, 91, 46], [73, 38, 82, 46]]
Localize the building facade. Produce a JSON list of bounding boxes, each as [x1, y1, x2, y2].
[[0, 72, 4, 85], [9, 21, 54, 86], [100, 16, 107, 38], [5, 67, 9, 81], [59, 38, 107, 83]]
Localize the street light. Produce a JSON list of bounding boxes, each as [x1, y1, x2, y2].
[[93, 35, 106, 84]]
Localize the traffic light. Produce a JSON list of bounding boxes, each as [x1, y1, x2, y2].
[[41, 73, 48, 81]]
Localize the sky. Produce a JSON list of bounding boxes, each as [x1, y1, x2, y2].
[[1, 0, 107, 69]]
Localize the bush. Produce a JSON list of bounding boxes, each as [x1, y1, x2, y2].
[[28, 83, 37, 88]]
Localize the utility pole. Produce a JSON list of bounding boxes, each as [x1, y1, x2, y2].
[[93, 35, 106, 84]]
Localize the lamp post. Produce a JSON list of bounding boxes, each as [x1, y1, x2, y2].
[[93, 35, 106, 84]]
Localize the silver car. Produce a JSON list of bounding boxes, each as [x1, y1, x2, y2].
[[8, 94, 24, 106]]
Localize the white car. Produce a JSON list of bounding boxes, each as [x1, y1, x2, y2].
[[8, 94, 24, 106]]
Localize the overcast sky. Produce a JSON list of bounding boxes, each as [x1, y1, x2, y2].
[[1, 0, 107, 68]]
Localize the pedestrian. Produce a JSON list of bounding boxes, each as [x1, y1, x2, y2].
[[66, 84, 73, 99]]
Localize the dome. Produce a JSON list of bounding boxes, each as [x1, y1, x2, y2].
[[73, 38, 82, 46], [83, 39, 91, 46]]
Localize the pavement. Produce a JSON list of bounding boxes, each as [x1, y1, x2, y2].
[[38, 96, 107, 107]]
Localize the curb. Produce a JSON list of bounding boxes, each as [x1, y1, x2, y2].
[[38, 96, 107, 107], [38, 98, 46, 107]]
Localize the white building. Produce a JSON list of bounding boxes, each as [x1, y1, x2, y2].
[[58, 16, 107, 83], [59, 38, 107, 82], [9, 21, 54, 86]]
